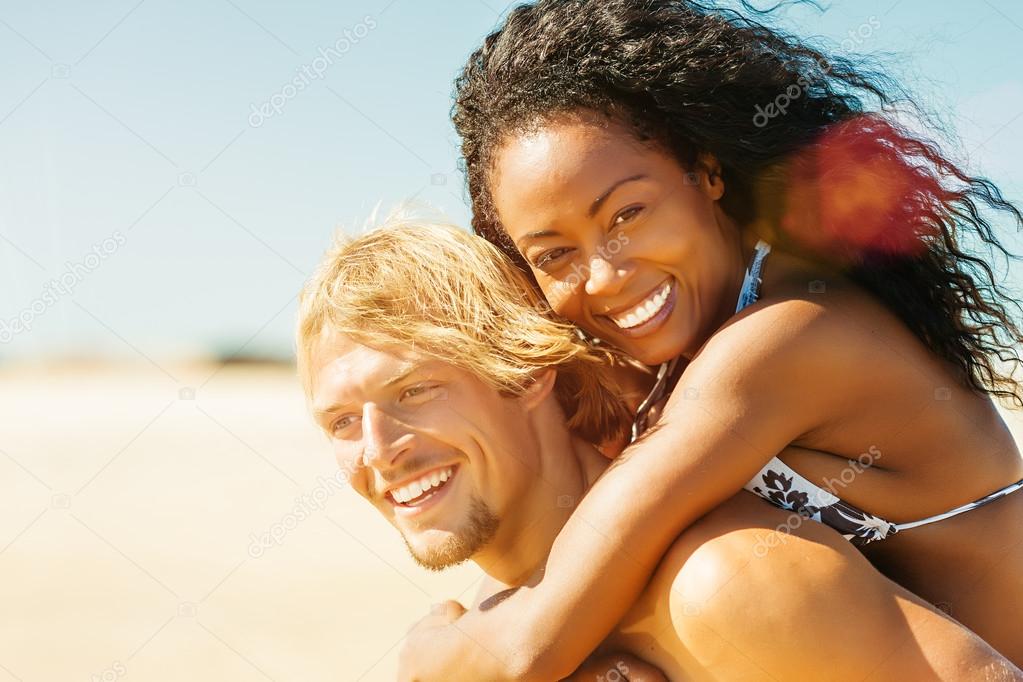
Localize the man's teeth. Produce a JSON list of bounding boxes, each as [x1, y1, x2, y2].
[[610, 281, 673, 329], [391, 467, 453, 504]]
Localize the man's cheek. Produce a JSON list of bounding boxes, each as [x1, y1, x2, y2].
[[346, 467, 371, 497]]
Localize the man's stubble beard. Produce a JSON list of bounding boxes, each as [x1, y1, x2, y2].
[[401, 495, 500, 571]]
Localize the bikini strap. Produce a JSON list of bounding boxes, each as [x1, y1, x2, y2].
[[736, 240, 772, 314], [629, 239, 772, 443], [891, 478, 1023, 533], [630, 357, 679, 442]]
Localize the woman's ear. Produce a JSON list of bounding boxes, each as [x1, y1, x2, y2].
[[520, 368, 558, 411], [697, 153, 726, 201]]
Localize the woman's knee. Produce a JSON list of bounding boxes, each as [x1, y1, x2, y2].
[[665, 494, 870, 631]]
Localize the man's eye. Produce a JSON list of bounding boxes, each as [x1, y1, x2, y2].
[[613, 206, 643, 227], [401, 384, 442, 401], [533, 247, 572, 269], [330, 415, 359, 436]]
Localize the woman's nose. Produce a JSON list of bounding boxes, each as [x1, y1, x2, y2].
[[584, 253, 629, 297]]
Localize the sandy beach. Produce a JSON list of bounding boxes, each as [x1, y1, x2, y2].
[[0, 362, 481, 682], [2, 361, 1021, 681]]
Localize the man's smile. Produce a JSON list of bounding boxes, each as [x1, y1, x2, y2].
[[386, 464, 460, 517]]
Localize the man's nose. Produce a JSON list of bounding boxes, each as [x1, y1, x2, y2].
[[584, 253, 630, 297], [361, 403, 414, 467]]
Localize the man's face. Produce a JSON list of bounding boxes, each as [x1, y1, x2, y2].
[[309, 331, 540, 570]]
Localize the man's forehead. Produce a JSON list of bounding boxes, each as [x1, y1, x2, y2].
[[316, 329, 413, 366], [310, 330, 431, 398]]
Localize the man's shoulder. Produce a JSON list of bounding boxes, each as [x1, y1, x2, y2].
[[473, 574, 517, 610]]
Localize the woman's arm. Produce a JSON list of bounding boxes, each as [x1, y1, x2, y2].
[[399, 300, 865, 681]]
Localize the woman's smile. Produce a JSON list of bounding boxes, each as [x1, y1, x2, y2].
[[492, 114, 739, 364], [598, 277, 677, 338]]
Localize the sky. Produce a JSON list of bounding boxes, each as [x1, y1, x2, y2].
[[1, 0, 1022, 364]]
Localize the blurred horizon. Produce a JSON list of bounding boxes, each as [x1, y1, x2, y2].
[[2, 0, 1023, 366]]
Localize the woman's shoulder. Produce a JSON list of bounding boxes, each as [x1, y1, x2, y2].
[[695, 276, 869, 363], [687, 266, 924, 404]]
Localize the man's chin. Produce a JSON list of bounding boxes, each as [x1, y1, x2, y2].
[[399, 496, 499, 572]]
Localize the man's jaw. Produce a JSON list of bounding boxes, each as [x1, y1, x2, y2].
[[399, 494, 499, 572], [379, 459, 499, 571]]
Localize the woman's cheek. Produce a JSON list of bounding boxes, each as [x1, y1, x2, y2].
[[540, 276, 583, 319]]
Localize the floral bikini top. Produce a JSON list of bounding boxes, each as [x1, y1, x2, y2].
[[631, 240, 1023, 547]]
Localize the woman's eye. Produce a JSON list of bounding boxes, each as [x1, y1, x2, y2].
[[534, 247, 572, 269], [613, 206, 643, 227]]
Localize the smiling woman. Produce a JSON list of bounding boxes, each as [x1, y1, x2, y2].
[[492, 113, 746, 366], [384, 0, 1023, 678], [456, 1, 1023, 401]]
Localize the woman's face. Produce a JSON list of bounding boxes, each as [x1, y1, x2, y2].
[[491, 116, 746, 365]]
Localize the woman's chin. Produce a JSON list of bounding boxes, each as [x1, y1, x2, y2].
[[630, 343, 682, 367], [581, 315, 690, 366], [609, 332, 686, 367]]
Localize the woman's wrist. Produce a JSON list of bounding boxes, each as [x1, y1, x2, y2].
[[450, 609, 539, 681], [400, 602, 546, 682]]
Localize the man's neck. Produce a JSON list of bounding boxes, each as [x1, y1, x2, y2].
[[472, 402, 609, 586]]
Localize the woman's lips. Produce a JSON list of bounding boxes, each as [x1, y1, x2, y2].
[[600, 278, 677, 339]]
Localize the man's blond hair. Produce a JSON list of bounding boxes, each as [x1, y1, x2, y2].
[[296, 208, 630, 444]]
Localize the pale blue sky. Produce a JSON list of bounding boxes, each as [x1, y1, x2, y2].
[[1, 0, 1021, 363]]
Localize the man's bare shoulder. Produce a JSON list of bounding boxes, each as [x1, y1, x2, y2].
[[473, 574, 516, 610]]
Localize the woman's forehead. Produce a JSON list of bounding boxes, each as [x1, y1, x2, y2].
[[492, 122, 665, 226]]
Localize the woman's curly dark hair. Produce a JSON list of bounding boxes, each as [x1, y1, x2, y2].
[[453, 0, 1023, 407]]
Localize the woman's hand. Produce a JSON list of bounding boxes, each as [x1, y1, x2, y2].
[[398, 601, 667, 682], [562, 652, 667, 681], [397, 600, 471, 682]]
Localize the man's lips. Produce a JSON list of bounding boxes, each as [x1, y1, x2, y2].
[[384, 464, 458, 507]]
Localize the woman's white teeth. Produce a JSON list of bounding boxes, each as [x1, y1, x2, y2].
[[610, 281, 673, 329], [392, 467, 453, 504]]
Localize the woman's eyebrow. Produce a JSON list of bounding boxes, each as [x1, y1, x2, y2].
[[515, 174, 649, 248], [587, 174, 647, 217], [516, 229, 561, 247]]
